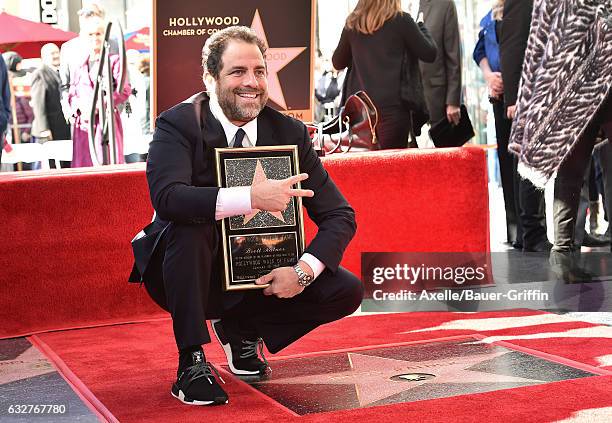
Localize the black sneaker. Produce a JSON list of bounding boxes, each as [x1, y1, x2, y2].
[[211, 319, 270, 377], [171, 351, 228, 406]]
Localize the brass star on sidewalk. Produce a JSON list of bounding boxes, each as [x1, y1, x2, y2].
[[243, 160, 287, 225], [250, 9, 306, 110], [0, 346, 54, 385], [261, 349, 545, 407]]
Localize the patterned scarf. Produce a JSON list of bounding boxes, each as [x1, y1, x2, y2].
[[509, 0, 612, 187]]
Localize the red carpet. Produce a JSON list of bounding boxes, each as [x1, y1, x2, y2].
[[0, 166, 166, 339], [33, 311, 612, 422], [1, 148, 489, 339]]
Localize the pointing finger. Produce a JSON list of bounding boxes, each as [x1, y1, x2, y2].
[[286, 173, 309, 186], [288, 188, 314, 198]]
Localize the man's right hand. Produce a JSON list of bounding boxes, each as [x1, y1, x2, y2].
[[485, 71, 504, 98], [251, 173, 314, 212], [507, 105, 517, 120]]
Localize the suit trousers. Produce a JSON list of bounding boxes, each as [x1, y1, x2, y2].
[[572, 158, 594, 247], [423, 83, 447, 125], [492, 100, 521, 244], [154, 221, 364, 353], [597, 142, 612, 236]]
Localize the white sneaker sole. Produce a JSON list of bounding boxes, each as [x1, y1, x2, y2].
[[171, 389, 227, 406], [211, 319, 261, 376]]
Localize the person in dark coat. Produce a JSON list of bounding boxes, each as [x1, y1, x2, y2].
[[332, 0, 436, 149], [509, 0, 612, 255], [0, 55, 9, 163], [418, 0, 462, 126], [500, 0, 551, 252], [130, 26, 363, 406], [31, 43, 71, 142], [474, 1, 522, 248], [3, 52, 36, 170]]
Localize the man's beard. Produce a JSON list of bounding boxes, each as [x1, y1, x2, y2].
[[217, 85, 268, 124]]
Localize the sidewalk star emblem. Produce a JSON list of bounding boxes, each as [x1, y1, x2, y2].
[[265, 350, 543, 407]]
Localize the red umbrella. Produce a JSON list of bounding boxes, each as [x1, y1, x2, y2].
[[124, 27, 149, 52], [0, 12, 77, 58]]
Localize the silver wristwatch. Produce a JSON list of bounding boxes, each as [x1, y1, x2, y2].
[[293, 263, 314, 287]]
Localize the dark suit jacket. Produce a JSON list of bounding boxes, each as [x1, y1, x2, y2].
[[500, 0, 534, 109], [419, 0, 462, 123], [131, 92, 356, 291], [332, 12, 436, 109], [30, 65, 70, 140], [0, 56, 10, 137]]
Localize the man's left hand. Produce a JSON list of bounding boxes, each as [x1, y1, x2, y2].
[[255, 267, 304, 298], [446, 104, 461, 125]]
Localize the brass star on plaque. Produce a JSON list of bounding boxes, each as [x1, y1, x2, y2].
[[243, 160, 287, 225]]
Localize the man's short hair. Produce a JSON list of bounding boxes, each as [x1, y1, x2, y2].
[[201, 26, 267, 79], [81, 16, 105, 35], [78, 2, 105, 19]]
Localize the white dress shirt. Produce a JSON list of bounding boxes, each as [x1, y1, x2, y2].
[[210, 95, 325, 279]]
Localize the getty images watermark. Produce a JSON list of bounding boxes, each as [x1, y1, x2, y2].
[[359, 252, 576, 312], [370, 260, 546, 301], [371, 287, 548, 302]]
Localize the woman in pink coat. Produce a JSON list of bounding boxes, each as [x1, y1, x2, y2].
[[67, 16, 130, 167]]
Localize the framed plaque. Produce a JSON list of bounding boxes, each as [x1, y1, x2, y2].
[[215, 145, 306, 291], [153, 0, 315, 123]]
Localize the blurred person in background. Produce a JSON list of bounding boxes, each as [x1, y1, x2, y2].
[[418, 0, 462, 126], [60, 1, 118, 122], [332, 0, 436, 149], [3, 52, 35, 170], [66, 16, 131, 167], [473, 0, 522, 248], [137, 56, 152, 147], [314, 55, 342, 123], [122, 51, 151, 163], [500, 0, 551, 252], [0, 55, 9, 164], [31, 43, 71, 145]]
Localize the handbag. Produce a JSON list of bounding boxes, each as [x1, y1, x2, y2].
[[428, 104, 475, 148], [322, 90, 379, 153]]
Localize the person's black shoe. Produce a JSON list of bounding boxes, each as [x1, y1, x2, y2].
[[523, 240, 553, 252], [549, 250, 593, 284], [171, 350, 228, 406], [211, 319, 270, 377], [581, 232, 610, 247]]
